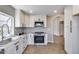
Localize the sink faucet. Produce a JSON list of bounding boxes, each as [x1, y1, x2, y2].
[[1, 24, 10, 41]]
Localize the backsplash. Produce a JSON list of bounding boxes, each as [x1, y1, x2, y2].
[[15, 27, 49, 34], [24, 27, 47, 33], [14, 27, 53, 43], [15, 27, 24, 35]]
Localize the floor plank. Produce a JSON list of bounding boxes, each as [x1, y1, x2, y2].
[[24, 35, 65, 54]]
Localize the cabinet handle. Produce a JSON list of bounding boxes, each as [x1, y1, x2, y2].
[[14, 42, 19, 45], [70, 20, 72, 33]]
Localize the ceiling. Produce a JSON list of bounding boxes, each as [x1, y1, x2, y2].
[[12, 5, 65, 16]]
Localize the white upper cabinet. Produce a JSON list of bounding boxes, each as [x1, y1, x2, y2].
[[30, 15, 47, 27], [24, 15, 34, 27], [29, 16, 35, 27], [20, 11, 25, 27], [43, 16, 47, 27], [73, 5, 79, 16], [15, 9, 25, 27], [15, 9, 47, 27], [24, 13, 30, 27], [34, 15, 44, 21]]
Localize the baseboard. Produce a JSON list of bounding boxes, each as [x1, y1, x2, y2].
[[59, 35, 64, 37], [48, 41, 54, 43], [28, 44, 34, 45], [54, 34, 64, 37], [64, 49, 68, 54]]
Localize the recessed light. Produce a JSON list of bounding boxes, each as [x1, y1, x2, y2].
[[30, 10, 32, 13], [54, 10, 57, 13]]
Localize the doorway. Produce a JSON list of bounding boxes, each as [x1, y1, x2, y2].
[[53, 16, 64, 46]]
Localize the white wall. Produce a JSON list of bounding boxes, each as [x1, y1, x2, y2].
[[54, 18, 59, 36], [47, 14, 64, 43], [72, 16, 79, 53], [64, 5, 79, 54], [47, 16, 54, 43], [64, 6, 73, 54]]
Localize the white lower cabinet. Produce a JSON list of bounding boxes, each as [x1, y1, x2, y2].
[[14, 41, 20, 54], [3, 35, 28, 54], [44, 34, 48, 45], [23, 35, 27, 49], [27, 34, 34, 45], [19, 38, 24, 54], [18, 35, 27, 54]]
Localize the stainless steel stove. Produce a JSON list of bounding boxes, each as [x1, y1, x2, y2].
[[34, 32, 45, 43]]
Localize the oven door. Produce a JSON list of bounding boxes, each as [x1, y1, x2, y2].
[[34, 35, 44, 43]]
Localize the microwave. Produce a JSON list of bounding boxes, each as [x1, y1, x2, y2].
[[34, 21, 44, 27]]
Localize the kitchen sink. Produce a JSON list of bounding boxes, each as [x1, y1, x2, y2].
[[0, 38, 12, 45]]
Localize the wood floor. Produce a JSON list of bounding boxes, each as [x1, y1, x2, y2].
[[24, 35, 65, 54]]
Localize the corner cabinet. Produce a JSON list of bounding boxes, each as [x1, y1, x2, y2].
[[15, 9, 25, 27], [73, 5, 79, 16]]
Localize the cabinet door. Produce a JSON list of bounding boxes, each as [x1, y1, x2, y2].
[[15, 9, 25, 27], [5, 44, 16, 54], [44, 34, 48, 45], [24, 35, 28, 47], [25, 14, 30, 27], [34, 15, 44, 21], [19, 38, 24, 53], [15, 9, 21, 27], [43, 16, 47, 27], [39, 16, 45, 21], [22, 36, 27, 50], [29, 16, 34, 27], [27, 34, 34, 45], [34, 15, 38, 21], [20, 11, 25, 27], [40, 16, 47, 27]]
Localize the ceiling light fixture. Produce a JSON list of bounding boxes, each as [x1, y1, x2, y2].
[[30, 10, 32, 13], [54, 10, 57, 13]]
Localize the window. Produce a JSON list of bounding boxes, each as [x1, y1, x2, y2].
[[0, 12, 14, 41]]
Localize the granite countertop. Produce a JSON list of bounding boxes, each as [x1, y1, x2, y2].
[[26, 32, 48, 34]]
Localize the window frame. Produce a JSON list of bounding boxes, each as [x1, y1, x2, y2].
[[0, 11, 15, 41]]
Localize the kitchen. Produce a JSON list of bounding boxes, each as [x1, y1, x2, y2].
[[0, 5, 52, 54], [0, 5, 64, 54], [0, 5, 79, 54]]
